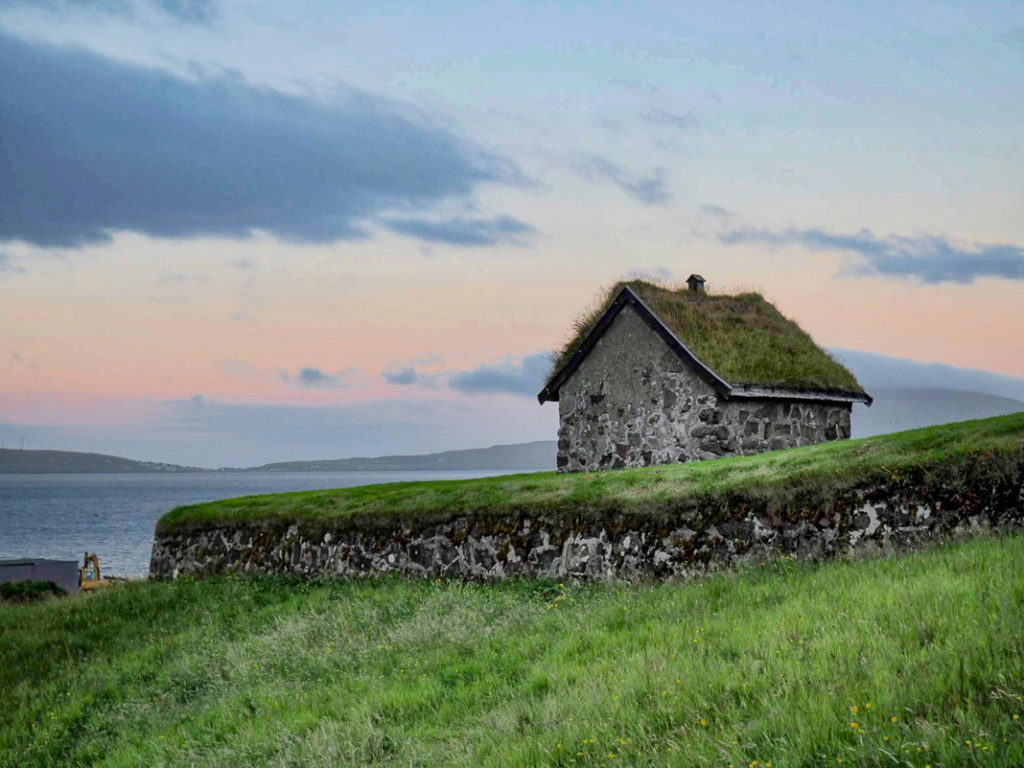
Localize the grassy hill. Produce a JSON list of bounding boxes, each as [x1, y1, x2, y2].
[[159, 412, 1024, 534], [2, 536, 1023, 767]]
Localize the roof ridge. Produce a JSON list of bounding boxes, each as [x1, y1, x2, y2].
[[539, 282, 871, 405]]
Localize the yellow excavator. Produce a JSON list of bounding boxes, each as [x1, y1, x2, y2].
[[79, 552, 112, 591]]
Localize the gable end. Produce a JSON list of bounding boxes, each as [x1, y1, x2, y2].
[[537, 286, 732, 403]]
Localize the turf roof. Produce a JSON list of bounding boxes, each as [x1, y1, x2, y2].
[[549, 280, 866, 396]]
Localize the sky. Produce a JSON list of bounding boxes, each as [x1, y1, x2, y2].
[[1, 0, 1023, 467]]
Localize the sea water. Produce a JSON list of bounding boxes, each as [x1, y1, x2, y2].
[[0, 470, 516, 577]]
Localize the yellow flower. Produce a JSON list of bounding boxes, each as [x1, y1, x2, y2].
[[851, 706, 859, 714], [1014, 714, 1020, 720], [865, 702, 872, 709], [850, 722, 859, 729], [700, 718, 707, 726], [891, 716, 898, 723]]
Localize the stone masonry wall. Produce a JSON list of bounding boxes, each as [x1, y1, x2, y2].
[[151, 455, 1024, 582], [557, 304, 850, 472]]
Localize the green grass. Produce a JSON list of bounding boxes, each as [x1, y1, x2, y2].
[[3, 536, 1023, 767], [553, 280, 865, 393], [0, 580, 66, 605], [159, 413, 1024, 533]]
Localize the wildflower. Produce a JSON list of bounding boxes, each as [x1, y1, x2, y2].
[[865, 702, 872, 709], [851, 706, 859, 714], [609, 752, 617, 759], [850, 722, 859, 729], [1014, 714, 1020, 720], [700, 718, 707, 726], [891, 716, 898, 723]]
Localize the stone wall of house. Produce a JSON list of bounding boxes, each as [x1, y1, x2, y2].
[[149, 455, 1024, 582], [556, 304, 851, 472]]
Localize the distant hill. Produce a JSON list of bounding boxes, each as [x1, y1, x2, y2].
[[853, 389, 1024, 438], [243, 441, 557, 472], [0, 442, 558, 474], [0, 449, 205, 474]]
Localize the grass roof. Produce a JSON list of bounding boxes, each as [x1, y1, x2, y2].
[[552, 280, 865, 394]]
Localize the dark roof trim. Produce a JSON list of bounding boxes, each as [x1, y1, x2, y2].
[[730, 385, 873, 406], [537, 285, 873, 406]]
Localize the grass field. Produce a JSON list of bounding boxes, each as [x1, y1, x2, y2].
[[158, 413, 1024, 533], [3, 535, 1023, 767]]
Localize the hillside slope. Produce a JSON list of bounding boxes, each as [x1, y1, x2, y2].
[[0, 448, 204, 474], [2, 537, 1022, 767], [245, 440, 556, 472]]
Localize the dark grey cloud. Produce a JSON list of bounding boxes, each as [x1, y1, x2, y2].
[[384, 216, 536, 247], [449, 353, 551, 396], [382, 367, 419, 385], [718, 226, 1024, 284], [6, 0, 215, 23], [0, 32, 521, 249], [573, 155, 672, 206], [641, 108, 699, 131]]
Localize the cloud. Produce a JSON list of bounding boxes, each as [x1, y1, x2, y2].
[[384, 216, 536, 247], [641, 108, 699, 131], [1002, 28, 1024, 54], [298, 368, 337, 387], [0, 32, 521, 249], [277, 367, 363, 389], [158, 271, 208, 284], [448, 353, 552, 396], [829, 347, 1024, 401], [573, 155, 672, 206], [700, 204, 733, 220], [718, 226, 1024, 284], [382, 367, 419, 385], [5, 0, 216, 23]]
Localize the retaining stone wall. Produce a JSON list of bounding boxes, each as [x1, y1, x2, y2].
[[150, 456, 1024, 582]]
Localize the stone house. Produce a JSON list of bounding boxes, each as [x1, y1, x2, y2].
[[538, 278, 872, 472]]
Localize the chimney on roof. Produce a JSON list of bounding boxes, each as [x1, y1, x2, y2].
[[686, 274, 706, 294]]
